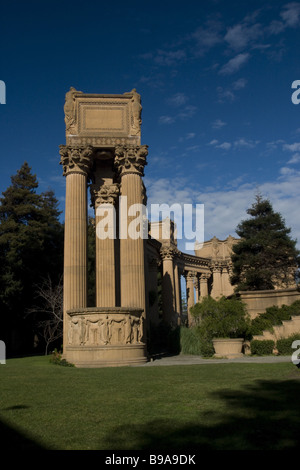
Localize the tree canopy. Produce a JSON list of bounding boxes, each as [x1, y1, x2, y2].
[[230, 194, 300, 291], [0, 162, 64, 354]]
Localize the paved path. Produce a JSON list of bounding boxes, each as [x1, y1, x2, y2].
[[142, 354, 292, 366]]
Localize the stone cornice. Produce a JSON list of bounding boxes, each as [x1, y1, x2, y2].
[[114, 145, 148, 176], [59, 145, 94, 176]]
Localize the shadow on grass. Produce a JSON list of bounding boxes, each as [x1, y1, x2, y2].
[[0, 418, 45, 450], [103, 377, 300, 450]]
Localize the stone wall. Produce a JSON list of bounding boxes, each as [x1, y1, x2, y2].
[[239, 287, 300, 319]]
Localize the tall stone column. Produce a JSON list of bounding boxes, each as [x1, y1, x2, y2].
[[160, 245, 177, 326], [59, 145, 93, 347], [199, 272, 210, 300], [174, 263, 182, 325], [211, 264, 222, 299], [91, 183, 120, 307], [221, 265, 233, 297], [185, 271, 195, 326], [148, 257, 160, 325], [194, 274, 200, 303], [114, 145, 148, 314]]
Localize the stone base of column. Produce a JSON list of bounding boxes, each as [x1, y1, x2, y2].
[[64, 307, 147, 367]]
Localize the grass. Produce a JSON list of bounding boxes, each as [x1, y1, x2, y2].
[[0, 355, 300, 450]]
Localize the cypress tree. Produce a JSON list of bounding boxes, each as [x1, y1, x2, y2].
[[230, 194, 300, 291]]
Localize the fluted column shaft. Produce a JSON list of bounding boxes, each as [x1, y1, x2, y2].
[[60, 146, 93, 347], [211, 265, 222, 299], [161, 247, 176, 326], [200, 273, 209, 299], [114, 145, 148, 312], [92, 184, 119, 307], [186, 271, 195, 327]]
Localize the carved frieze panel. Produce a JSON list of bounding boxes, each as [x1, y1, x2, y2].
[[67, 311, 145, 347]]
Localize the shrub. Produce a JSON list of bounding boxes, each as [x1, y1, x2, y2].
[[276, 334, 300, 356], [250, 339, 275, 356], [190, 296, 250, 339], [249, 301, 300, 336], [49, 349, 74, 367]]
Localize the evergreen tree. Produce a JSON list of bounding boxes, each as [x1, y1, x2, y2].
[[0, 162, 63, 354], [230, 194, 300, 291]]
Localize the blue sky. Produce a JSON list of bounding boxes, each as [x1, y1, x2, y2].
[[1, 0, 300, 253]]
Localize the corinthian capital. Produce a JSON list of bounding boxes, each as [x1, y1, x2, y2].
[[114, 145, 148, 176], [59, 145, 94, 176], [160, 244, 178, 260], [90, 183, 120, 208]]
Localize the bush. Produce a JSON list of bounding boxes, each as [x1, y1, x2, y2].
[[190, 296, 250, 339], [276, 334, 300, 356], [49, 349, 74, 367], [249, 301, 300, 336], [250, 339, 275, 356]]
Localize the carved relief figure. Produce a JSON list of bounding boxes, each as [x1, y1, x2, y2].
[[64, 87, 82, 133], [124, 88, 142, 136]]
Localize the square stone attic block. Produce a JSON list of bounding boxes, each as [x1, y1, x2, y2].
[[64, 87, 142, 148]]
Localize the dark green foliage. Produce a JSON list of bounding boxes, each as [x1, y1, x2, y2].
[[0, 162, 63, 354], [191, 296, 250, 339], [276, 334, 300, 356], [179, 327, 205, 355], [249, 301, 300, 336], [49, 349, 74, 367], [250, 340, 275, 356], [189, 296, 250, 357], [230, 194, 300, 291]]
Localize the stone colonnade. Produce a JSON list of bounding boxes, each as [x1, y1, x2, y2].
[[153, 252, 234, 327]]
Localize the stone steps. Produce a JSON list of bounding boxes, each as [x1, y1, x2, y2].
[[253, 315, 300, 342]]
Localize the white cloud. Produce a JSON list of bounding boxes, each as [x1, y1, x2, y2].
[[217, 142, 232, 150], [212, 119, 226, 129], [167, 93, 188, 107], [219, 53, 250, 75], [283, 142, 300, 152], [288, 153, 300, 164], [146, 171, 300, 252], [225, 22, 263, 51], [158, 115, 175, 125], [232, 78, 247, 90]]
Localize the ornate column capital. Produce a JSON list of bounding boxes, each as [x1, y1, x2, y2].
[[200, 272, 211, 281], [160, 244, 178, 261], [59, 145, 94, 176], [184, 270, 196, 281], [90, 183, 120, 208], [114, 145, 148, 176]]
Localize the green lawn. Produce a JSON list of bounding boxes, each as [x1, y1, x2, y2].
[[0, 356, 300, 450]]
